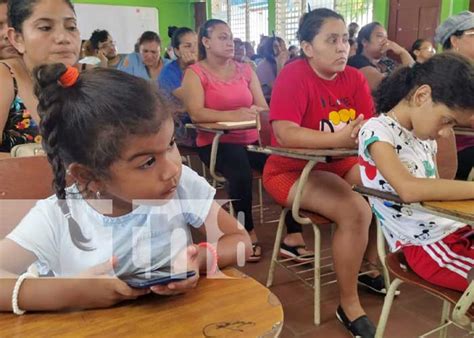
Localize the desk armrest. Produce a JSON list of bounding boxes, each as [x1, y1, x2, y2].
[[352, 185, 405, 204]]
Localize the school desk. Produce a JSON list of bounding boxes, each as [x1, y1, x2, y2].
[[0, 268, 283, 337], [186, 121, 257, 183], [454, 127, 474, 137]]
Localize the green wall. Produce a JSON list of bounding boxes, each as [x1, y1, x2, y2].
[[73, 0, 196, 47]]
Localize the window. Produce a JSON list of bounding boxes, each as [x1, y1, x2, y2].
[[211, 0, 269, 46], [276, 0, 373, 46]]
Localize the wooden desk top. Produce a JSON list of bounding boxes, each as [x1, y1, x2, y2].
[[187, 121, 257, 133], [247, 145, 358, 161], [454, 127, 474, 136], [421, 200, 474, 225], [0, 268, 283, 337], [0, 152, 11, 159]]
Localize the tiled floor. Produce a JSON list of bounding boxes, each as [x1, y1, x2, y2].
[[194, 166, 471, 338]]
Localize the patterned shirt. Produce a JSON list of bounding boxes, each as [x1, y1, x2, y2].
[[358, 115, 465, 251]]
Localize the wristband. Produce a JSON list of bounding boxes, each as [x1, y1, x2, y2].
[[198, 242, 218, 275], [12, 266, 38, 315]]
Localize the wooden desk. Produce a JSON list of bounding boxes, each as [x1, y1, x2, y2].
[[353, 186, 474, 226], [247, 145, 357, 224], [0, 152, 10, 159], [420, 200, 474, 225], [187, 121, 257, 183], [0, 269, 283, 337], [454, 127, 474, 137]]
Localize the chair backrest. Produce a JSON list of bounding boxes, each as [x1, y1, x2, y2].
[[436, 133, 457, 180], [0, 156, 54, 238]]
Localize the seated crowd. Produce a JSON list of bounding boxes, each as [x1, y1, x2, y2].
[[0, 1, 473, 337]]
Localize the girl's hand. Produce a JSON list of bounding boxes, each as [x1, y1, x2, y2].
[[71, 257, 150, 309], [336, 114, 365, 148], [150, 245, 200, 296]]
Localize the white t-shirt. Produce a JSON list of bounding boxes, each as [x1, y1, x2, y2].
[[358, 115, 464, 251], [7, 166, 215, 277]]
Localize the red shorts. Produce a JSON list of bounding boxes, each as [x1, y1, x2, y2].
[[262, 154, 358, 206], [402, 226, 473, 292]]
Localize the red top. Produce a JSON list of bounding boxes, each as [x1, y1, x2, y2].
[[188, 61, 258, 147], [269, 58, 374, 147]]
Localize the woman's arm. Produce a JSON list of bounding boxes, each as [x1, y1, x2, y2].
[[358, 66, 384, 91], [0, 64, 15, 147], [181, 69, 257, 123], [273, 114, 365, 149], [369, 141, 474, 203], [249, 70, 269, 109]]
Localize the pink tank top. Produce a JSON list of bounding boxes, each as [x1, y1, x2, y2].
[[188, 61, 258, 147], [456, 135, 474, 152]]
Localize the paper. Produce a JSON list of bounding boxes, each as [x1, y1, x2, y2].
[[216, 120, 256, 126]]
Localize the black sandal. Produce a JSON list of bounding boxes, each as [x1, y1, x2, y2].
[[336, 305, 375, 338], [247, 243, 262, 262]]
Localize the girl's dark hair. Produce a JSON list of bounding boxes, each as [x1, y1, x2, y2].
[[171, 27, 194, 49], [356, 22, 382, 55], [8, 0, 74, 32], [297, 8, 345, 44], [410, 38, 427, 60], [34, 64, 171, 250], [198, 19, 227, 60], [375, 52, 474, 114], [138, 31, 161, 46], [442, 30, 464, 50]]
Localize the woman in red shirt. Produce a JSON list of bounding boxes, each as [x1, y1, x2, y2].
[[263, 8, 376, 336]]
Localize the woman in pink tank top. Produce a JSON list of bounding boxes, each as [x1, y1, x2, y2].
[[182, 19, 268, 262]]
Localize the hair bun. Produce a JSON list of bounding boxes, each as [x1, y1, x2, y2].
[[168, 26, 178, 38]]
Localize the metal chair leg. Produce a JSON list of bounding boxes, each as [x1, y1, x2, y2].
[[312, 223, 321, 325], [439, 301, 451, 338], [258, 178, 264, 224], [266, 208, 288, 288], [375, 278, 404, 338]]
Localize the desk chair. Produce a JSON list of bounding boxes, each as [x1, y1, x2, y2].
[[0, 156, 53, 238], [352, 185, 473, 338], [186, 121, 265, 224]]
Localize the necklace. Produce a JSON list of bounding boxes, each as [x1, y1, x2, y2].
[[388, 110, 400, 124]]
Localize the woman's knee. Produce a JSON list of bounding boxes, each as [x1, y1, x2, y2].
[[335, 195, 372, 231]]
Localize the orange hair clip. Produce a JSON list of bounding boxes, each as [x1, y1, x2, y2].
[[59, 66, 79, 88]]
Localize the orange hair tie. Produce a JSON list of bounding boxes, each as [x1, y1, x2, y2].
[[59, 66, 79, 88]]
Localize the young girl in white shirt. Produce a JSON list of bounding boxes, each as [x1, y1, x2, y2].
[[0, 63, 251, 313], [359, 52, 474, 291]]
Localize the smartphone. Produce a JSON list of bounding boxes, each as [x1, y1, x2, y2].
[[123, 269, 196, 289]]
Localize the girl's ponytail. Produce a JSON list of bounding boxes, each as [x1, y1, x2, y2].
[[34, 64, 93, 251]]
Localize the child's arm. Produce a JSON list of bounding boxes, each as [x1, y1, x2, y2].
[[369, 141, 474, 203], [149, 201, 252, 296], [198, 201, 252, 268], [0, 239, 148, 312]]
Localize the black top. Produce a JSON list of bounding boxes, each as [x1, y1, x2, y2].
[[347, 54, 376, 69]]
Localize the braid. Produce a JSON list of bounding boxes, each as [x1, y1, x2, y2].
[[35, 64, 93, 251]]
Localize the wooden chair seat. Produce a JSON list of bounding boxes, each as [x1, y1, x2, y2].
[[386, 251, 474, 318], [0, 156, 54, 239], [300, 210, 333, 225]]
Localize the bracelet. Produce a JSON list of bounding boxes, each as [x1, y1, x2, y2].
[[198, 242, 218, 275], [12, 265, 38, 315]]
